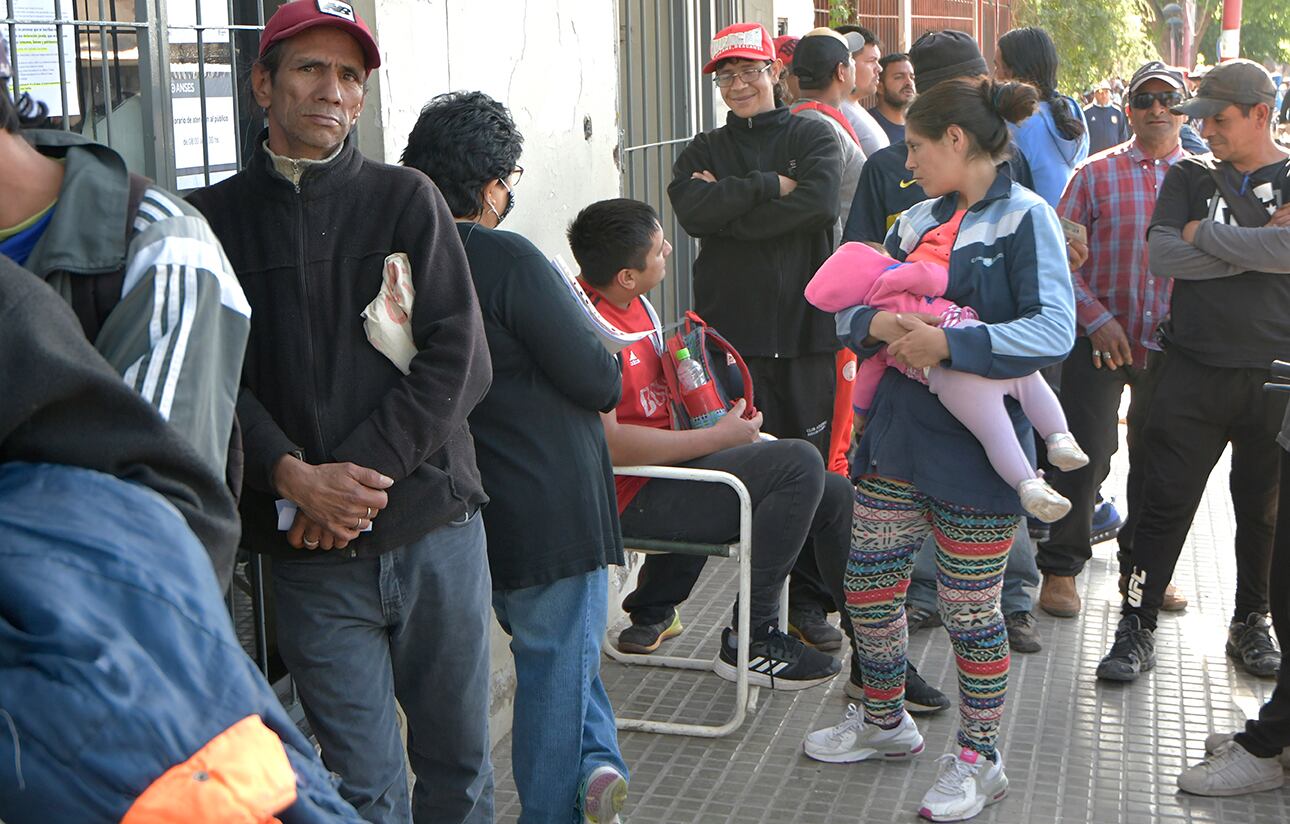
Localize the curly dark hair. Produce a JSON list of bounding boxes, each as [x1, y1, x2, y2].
[[400, 91, 523, 219], [996, 27, 1085, 142]]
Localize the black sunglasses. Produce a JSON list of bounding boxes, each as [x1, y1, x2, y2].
[[1130, 91, 1184, 110]]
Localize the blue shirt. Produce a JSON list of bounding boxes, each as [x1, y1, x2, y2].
[[0, 206, 56, 266]]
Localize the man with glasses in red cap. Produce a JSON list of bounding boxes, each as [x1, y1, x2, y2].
[[188, 3, 494, 822], [666, 21, 853, 658]]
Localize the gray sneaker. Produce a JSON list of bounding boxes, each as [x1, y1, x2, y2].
[[789, 602, 844, 652], [1226, 613, 1281, 677], [1178, 740, 1284, 796], [1004, 611, 1042, 654], [907, 605, 942, 633]]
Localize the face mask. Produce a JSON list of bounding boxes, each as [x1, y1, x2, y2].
[[487, 178, 516, 226]]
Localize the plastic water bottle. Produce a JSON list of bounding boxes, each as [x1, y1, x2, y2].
[[675, 347, 727, 428]]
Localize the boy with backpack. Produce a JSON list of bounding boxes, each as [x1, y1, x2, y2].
[[567, 198, 845, 689]]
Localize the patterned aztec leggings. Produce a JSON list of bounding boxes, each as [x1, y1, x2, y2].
[[846, 475, 1016, 758]]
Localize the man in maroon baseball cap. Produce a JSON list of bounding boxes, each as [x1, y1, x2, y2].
[[259, 0, 380, 70], [187, 1, 496, 821]]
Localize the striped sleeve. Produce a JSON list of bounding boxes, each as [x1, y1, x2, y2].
[[92, 187, 250, 476], [944, 201, 1076, 379]]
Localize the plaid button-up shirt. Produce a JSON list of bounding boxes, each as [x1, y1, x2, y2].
[[1057, 139, 1187, 365]]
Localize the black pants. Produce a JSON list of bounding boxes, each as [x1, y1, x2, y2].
[[1122, 349, 1285, 629], [619, 439, 852, 634], [1235, 446, 1290, 757], [744, 353, 841, 615], [1039, 337, 1160, 576]]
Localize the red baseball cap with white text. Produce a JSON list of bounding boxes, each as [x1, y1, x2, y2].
[[703, 23, 775, 74]]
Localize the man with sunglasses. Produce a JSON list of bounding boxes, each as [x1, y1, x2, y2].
[[1098, 59, 1290, 686], [1040, 62, 1191, 620], [187, 3, 494, 821]]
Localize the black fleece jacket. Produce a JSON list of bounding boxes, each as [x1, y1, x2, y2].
[[668, 107, 841, 358], [0, 256, 239, 590], [188, 134, 491, 560]]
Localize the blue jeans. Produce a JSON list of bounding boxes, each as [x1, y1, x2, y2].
[[493, 569, 628, 824], [272, 510, 494, 824], [907, 520, 1039, 614]]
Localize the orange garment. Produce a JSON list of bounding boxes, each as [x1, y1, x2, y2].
[[905, 209, 967, 267], [827, 349, 857, 476], [122, 715, 297, 824]]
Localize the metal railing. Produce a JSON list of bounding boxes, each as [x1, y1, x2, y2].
[[3, 0, 272, 190], [617, 0, 742, 329]]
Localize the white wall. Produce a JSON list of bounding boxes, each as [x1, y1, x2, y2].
[[771, 0, 816, 36], [361, 0, 622, 266], [358, 0, 623, 749]]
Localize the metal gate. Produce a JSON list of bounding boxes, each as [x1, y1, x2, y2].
[[617, 0, 742, 327], [3, 0, 274, 191]]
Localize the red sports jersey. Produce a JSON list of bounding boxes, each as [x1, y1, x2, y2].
[[580, 281, 669, 511]]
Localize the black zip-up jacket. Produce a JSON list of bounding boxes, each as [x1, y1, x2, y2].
[[188, 133, 491, 560], [668, 107, 841, 358]]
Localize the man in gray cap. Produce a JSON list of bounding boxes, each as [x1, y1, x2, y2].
[[1098, 60, 1290, 695]]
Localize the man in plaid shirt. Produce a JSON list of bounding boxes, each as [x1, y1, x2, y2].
[[1037, 62, 1190, 618]]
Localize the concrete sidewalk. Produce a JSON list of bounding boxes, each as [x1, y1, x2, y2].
[[491, 446, 1286, 823]]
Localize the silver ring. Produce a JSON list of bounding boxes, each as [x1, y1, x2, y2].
[[1093, 350, 1103, 357], [303, 538, 319, 548]]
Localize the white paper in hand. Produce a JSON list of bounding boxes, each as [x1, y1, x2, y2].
[[361, 252, 417, 374]]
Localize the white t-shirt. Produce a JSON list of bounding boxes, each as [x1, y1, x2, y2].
[[841, 101, 891, 159]]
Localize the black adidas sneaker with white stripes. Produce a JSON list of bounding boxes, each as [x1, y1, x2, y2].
[[713, 626, 840, 691]]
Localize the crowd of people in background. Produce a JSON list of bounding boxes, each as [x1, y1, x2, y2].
[[1, 0, 1289, 822]]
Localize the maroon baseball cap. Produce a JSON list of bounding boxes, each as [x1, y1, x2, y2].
[[259, 0, 381, 71]]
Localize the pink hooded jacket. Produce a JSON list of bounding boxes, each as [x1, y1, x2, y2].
[[805, 242, 974, 413]]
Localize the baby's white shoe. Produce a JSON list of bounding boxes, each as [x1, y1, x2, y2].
[[1045, 432, 1089, 471], [1018, 478, 1072, 523]]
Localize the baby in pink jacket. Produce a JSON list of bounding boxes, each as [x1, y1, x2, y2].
[[806, 242, 1088, 522]]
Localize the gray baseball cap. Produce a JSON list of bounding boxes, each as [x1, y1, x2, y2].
[[1171, 58, 1276, 118]]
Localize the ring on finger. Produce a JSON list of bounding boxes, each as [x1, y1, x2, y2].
[[1093, 350, 1103, 358], [366, 506, 373, 520], [353, 517, 363, 530], [303, 538, 320, 548]]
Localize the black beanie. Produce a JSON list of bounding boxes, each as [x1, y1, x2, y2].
[[909, 30, 988, 92]]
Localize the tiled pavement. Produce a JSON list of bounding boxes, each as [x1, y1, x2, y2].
[[491, 445, 1287, 823]]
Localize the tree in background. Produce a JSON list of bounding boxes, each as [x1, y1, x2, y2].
[[1013, 0, 1156, 93], [1193, 0, 1290, 64], [830, 0, 856, 26]]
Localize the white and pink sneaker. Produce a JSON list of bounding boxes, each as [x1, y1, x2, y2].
[[918, 746, 1008, 821]]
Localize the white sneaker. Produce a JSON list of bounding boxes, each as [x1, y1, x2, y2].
[[918, 747, 1008, 822], [1045, 432, 1089, 471], [803, 704, 924, 763], [1017, 478, 1072, 523], [1204, 731, 1290, 769], [1179, 739, 1285, 796]]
